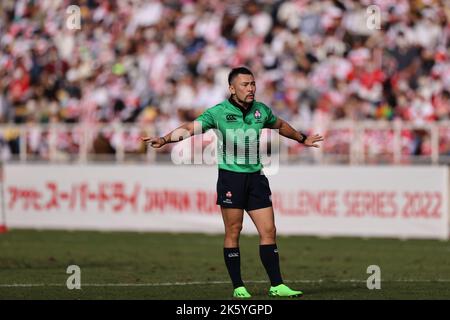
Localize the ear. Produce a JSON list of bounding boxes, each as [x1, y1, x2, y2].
[[229, 85, 235, 95]]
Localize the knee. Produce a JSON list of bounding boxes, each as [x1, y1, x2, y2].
[[260, 225, 276, 241], [225, 223, 243, 238]]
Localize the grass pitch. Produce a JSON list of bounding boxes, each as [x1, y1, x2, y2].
[[0, 230, 449, 300]]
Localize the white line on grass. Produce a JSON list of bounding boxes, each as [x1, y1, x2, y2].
[[1, 279, 450, 288]]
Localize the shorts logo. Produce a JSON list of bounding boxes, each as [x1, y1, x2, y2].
[[223, 191, 233, 204], [226, 114, 237, 121], [254, 109, 261, 119]]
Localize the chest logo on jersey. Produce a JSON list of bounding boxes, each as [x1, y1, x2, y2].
[[253, 109, 263, 123], [226, 114, 237, 122]]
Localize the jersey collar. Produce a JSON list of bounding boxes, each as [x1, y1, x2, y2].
[[228, 96, 254, 118]]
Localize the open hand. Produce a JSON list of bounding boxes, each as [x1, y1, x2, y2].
[[304, 134, 324, 148], [141, 136, 166, 148]]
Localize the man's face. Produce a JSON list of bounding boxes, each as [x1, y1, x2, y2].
[[229, 74, 256, 104]]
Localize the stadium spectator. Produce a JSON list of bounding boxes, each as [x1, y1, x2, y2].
[[0, 0, 449, 160]]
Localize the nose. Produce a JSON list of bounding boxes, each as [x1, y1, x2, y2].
[[247, 84, 255, 95]]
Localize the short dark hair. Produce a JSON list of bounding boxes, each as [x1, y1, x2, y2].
[[228, 67, 253, 85]]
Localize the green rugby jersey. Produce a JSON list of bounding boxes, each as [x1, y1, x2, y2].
[[195, 98, 277, 173]]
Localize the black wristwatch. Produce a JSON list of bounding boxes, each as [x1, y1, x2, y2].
[[299, 132, 307, 144]]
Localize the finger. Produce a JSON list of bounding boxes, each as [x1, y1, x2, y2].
[[141, 136, 151, 142], [312, 144, 319, 148], [144, 138, 158, 146]]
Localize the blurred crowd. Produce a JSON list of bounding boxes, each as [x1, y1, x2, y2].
[[1, 0, 450, 161]]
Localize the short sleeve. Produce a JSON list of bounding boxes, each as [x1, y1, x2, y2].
[[195, 108, 217, 132], [263, 105, 278, 128]]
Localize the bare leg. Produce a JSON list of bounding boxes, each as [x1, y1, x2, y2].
[[247, 206, 276, 245], [221, 207, 244, 247]]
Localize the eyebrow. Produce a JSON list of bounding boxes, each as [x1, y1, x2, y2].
[[241, 81, 256, 85]]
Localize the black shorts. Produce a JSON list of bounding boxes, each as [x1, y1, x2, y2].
[[216, 169, 273, 211]]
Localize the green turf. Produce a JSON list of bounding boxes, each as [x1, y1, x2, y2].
[[0, 230, 449, 299]]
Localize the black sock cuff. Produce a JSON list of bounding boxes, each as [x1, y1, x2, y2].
[[259, 244, 277, 250], [224, 247, 240, 257]]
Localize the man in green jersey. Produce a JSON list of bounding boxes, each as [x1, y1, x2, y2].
[[143, 67, 324, 298]]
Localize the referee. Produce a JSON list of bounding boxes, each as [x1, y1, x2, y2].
[[143, 67, 324, 298]]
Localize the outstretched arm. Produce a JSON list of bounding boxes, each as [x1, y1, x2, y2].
[[142, 121, 200, 148], [268, 118, 324, 148]]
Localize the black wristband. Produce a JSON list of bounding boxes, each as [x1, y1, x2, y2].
[[161, 137, 167, 144], [299, 132, 307, 144]]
